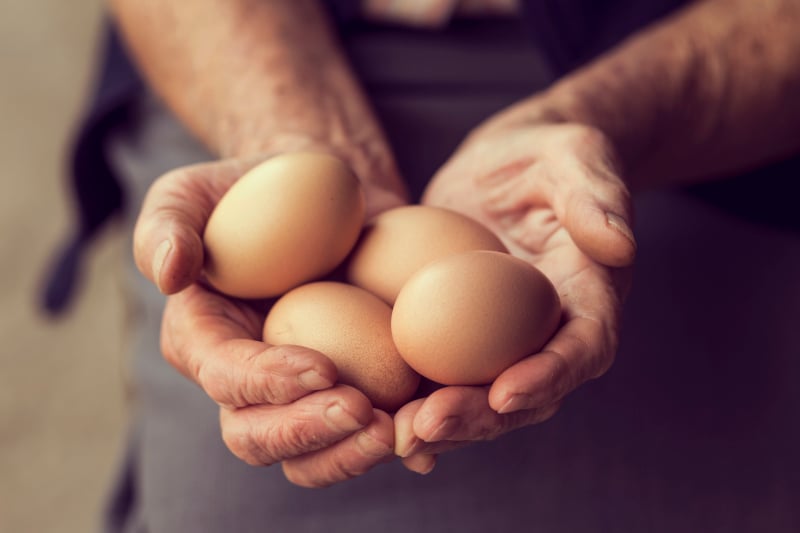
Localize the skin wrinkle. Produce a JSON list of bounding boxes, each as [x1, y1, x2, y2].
[[552, 0, 800, 188], [243, 354, 284, 406], [529, 349, 575, 403], [221, 408, 275, 466], [117, 0, 800, 487], [295, 453, 361, 487], [193, 162, 248, 201], [499, 403, 558, 436], [167, 291, 269, 408], [558, 328, 603, 385], [503, 215, 563, 255], [481, 166, 548, 213], [477, 157, 537, 187], [264, 406, 328, 463], [229, 18, 393, 182], [283, 413, 394, 488], [246, 410, 283, 465], [403, 438, 470, 457], [196, 355, 238, 407], [426, 397, 559, 442], [147, 181, 210, 232], [116, 0, 398, 171]]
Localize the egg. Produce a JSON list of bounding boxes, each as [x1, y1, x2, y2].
[[345, 205, 507, 304], [263, 281, 420, 411], [391, 250, 561, 385], [203, 152, 365, 299]]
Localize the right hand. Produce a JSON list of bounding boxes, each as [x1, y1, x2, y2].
[[133, 151, 408, 487]]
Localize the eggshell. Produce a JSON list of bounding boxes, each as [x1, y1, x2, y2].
[[203, 152, 365, 299], [345, 205, 507, 304], [391, 250, 561, 385], [263, 281, 420, 411]]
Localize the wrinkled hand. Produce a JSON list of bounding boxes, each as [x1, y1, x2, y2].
[[133, 151, 407, 487], [395, 111, 636, 474]]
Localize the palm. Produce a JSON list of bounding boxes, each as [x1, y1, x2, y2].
[[393, 122, 635, 470], [423, 128, 625, 308]]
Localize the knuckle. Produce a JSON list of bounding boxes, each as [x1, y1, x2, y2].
[[220, 415, 276, 467], [569, 124, 606, 146], [264, 416, 327, 459], [328, 455, 369, 482], [197, 357, 236, 406], [281, 465, 315, 488], [556, 124, 608, 156], [476, 422, 505, 442], [292, 455, 368, 489], [501, 403, 561, 435], [541, 351, 574, 399], [521, 404, 560, 428], [159, 329, 179, 371], [589, 320, 618, 380], [282, 463, 335, 489], [243, 370, 282, 406], [197, 351, 278, 408], [250, 349, 295, 404], [152, 167, 188, 193], [159, 301, 190, 376], [220, 407, 330, 468], [591, 341, 617, 380]]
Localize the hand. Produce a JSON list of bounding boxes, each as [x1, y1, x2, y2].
[[395, 107, 636, 474], [133, 150, 407, 487]]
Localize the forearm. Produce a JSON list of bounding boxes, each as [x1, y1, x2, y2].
[[109, 0, 398, 184], [536, 0, 800, 189]]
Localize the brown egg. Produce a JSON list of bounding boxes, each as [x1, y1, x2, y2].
[[391, 250, 561, 385], [263, 281, 420, 411], [203, 152, 365, 299], [345, 205, 507, 304]]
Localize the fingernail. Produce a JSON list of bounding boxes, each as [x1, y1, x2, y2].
[[605, 212, 636, 248], [425, 416, 460, 442], [325, 403, 364, 433], [297, 370, 332, 391], [497, 394, 531, 414], [356, 431, 393, 457], [152, 239, 172, 293], [396, 435, 422, 458], [407, 454, 437, 475], [415, 455, 436, 475]]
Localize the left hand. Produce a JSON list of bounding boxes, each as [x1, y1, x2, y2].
[[394, 103, 637, 474]]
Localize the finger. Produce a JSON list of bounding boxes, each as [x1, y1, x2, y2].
[[133, 158, 260, 294], [556, 153, 636, 268], [395, 399, 472, 458], [401, 439, 468, 458], [562, 190, 636, 267], [488, 316, 616, 414], [401, 453, 437, 475], [394, 398, 426, 457], [220, 385, 375, 468], [281, 409, 395, 488], [486, 125, 636, 267], [162, 284, 338, 407], [411, 386, 560, 443]]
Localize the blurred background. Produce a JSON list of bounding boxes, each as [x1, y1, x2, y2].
[[0, 1, 128, 531]]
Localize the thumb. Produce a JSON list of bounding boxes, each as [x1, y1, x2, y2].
[[561, 184, 636, 268], [133, 158, 254, 294]]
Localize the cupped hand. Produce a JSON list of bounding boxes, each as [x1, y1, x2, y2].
[[395, 109, 636, 474], [133, 149, 408, 487]]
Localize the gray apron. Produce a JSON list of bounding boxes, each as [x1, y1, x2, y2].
[[104, 16, 800, 533]]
